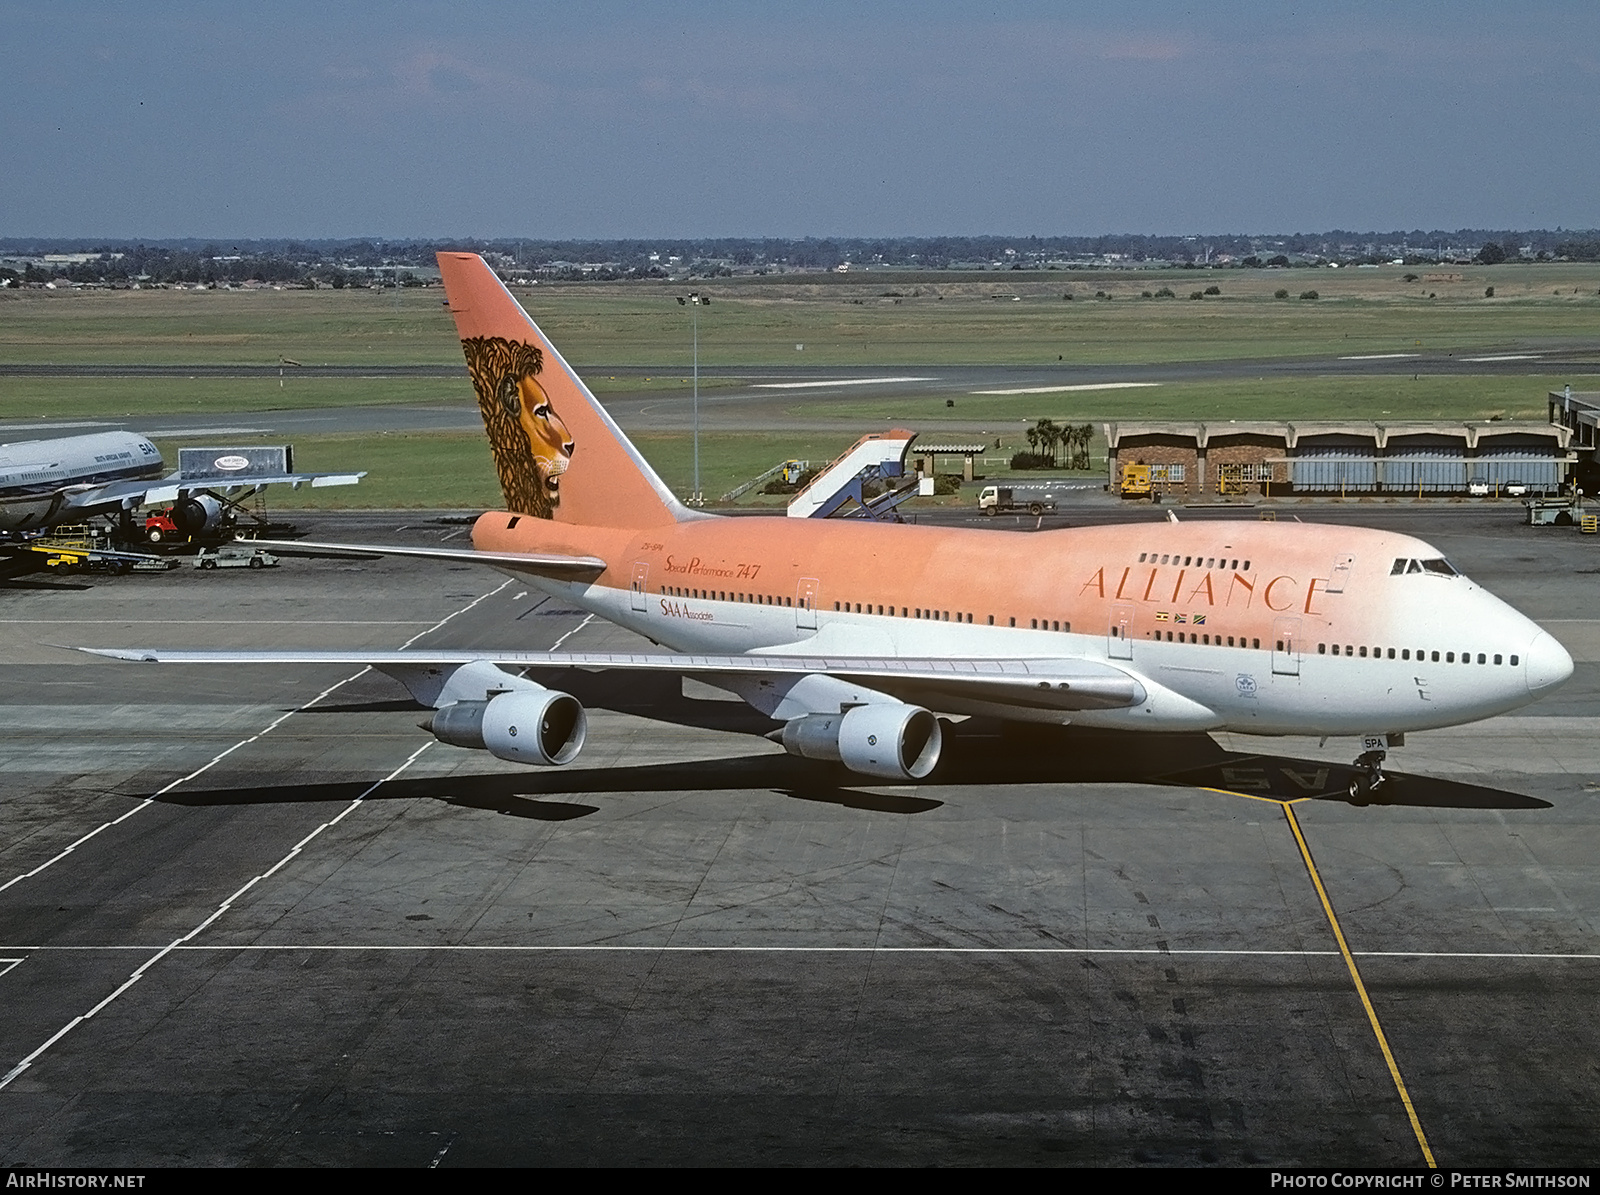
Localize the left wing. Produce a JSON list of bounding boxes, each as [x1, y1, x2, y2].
[[77, 647, 1147, 713]]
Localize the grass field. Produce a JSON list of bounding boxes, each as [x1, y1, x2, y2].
[[10, 263, 1595, 510], [162, 430, 931, 513], [3, 262, 1598, 369]]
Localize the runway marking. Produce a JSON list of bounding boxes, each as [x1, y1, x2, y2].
[[0, 581, 516, 1091], [752, 377, 936, 390], [6, 944, 1598, 959], [1338, 353, 1421, 360], [0, 959, 23, 979], [4, 620, 432, 625], [0, 579, 510, 897], [1462, 353, 1542, 362], [0, 744, 432, 1093], [1284, 802, 1436, 1169], [550, 613, 595, 651], [969, 382, 1159, 395]]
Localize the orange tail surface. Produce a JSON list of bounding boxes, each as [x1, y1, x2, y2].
[[436, 252, 690, 529]]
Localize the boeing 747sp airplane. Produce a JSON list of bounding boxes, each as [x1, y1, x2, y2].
[[86, 253, 1574, 800]]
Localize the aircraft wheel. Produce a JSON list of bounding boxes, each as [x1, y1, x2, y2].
[[1347, 775, 1371, 804], [1029, 502, 1044, 515]]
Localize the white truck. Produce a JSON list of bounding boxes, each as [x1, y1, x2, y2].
[[977, 483, 1070, 516]]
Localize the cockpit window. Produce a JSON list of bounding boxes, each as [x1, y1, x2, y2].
[[1394, 558, 1460, 577]]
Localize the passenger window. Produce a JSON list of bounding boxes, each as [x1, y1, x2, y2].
[[1447, 652, 1455, 663], [1359, 646, 1367, 658], [1511, 655, 1519, 666], [1478, 653, 1486, 664], [1431, 651, 1439, 662], [1402, 649, 1410, 660], [1318, 644, 1327, 654], [1494, 654, 1502, 665], [1387, 648, 1395, 659]]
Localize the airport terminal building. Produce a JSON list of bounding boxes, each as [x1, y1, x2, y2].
[[1104, 417, 1573, 497]]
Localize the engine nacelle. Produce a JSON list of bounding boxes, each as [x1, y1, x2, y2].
[[424, 687, 587, 766], [780, 703, 942, 781], [173, 495, 226, 535]]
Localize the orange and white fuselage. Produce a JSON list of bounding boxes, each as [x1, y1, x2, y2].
[[473, 510, 1570, 736]]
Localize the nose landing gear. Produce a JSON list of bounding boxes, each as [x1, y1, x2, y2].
[[1347, 748, 1388, 803]]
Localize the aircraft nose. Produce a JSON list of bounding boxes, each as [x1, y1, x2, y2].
[[1525, 630, 1574, 697]]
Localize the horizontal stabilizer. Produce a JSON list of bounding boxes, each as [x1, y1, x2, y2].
[[244, 539, 606, 578]]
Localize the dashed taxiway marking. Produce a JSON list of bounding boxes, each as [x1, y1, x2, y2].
[[1338, 353, 1421, 360], [0, 579, 511, 897], [0, 744, 433, 1092]]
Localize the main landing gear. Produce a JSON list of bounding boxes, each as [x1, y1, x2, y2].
[[1348, 748, 1388, 803]]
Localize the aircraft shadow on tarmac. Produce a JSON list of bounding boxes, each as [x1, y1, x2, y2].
[[150, 674, 1551, 817]]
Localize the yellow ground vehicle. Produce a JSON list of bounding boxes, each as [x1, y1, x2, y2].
[[1119, 463, 1151, 497]]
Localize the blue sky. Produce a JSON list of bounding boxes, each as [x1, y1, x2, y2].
[[5, 2, 1597, 238]]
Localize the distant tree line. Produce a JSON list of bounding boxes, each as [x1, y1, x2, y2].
[[4, 228, 1598, 286]]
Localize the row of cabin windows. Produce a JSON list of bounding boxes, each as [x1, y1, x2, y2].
[[1151, 631, 1263, 648], [663, 586, 795, 606], [1138, 553, 1251, 570], [830, 601, 1071, 632], [1317, 643, 1519, 666]]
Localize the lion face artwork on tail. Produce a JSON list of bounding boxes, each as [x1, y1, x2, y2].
[[461, 336, 575, 518]]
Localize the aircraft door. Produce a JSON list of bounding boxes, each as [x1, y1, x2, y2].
[[796, 577, 820, 630], [1327, 554, 1355, 594], [1109, 602, 1134, 659], [630, 561, 649, 612], [1272, 616, 1302, 676]]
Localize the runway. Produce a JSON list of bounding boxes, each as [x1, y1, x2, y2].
[[1, 502, 1597, 1165], [2, 342, 1596, 443]]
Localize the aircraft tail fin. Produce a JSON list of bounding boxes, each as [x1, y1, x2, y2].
[[436, 252, 692, 528]]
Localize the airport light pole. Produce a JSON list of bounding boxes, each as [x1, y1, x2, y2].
[[677, 292, 710, 505]]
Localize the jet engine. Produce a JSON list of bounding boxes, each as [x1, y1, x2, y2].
[[422, 686, 587, 766], [780, 703, 942, 781], [171, 494, 227, 536]]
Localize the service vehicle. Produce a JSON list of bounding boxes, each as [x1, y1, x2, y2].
[[976, 483, 1067, 515], [194, 545, 279, 570]]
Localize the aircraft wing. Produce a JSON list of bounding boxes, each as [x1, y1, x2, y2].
[[58, 470, 365, 515], [75, 647, 1146, 713]]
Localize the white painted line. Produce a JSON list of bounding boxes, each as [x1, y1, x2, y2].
[[136, 426, 273, 438], [550, 613, 596, 652], [0, 959, 23, 979], [1338, 353, 1421, 361], [0, 744, 434, 1092], [7, 945, 1600, 960], [4, 620, 431, 625], [0, 420, 118, 432], [0, 579, 511, 897], [1462, 354, 1542, 362], [752, 377, 936, 390], [969, 382, 1160, 395]]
